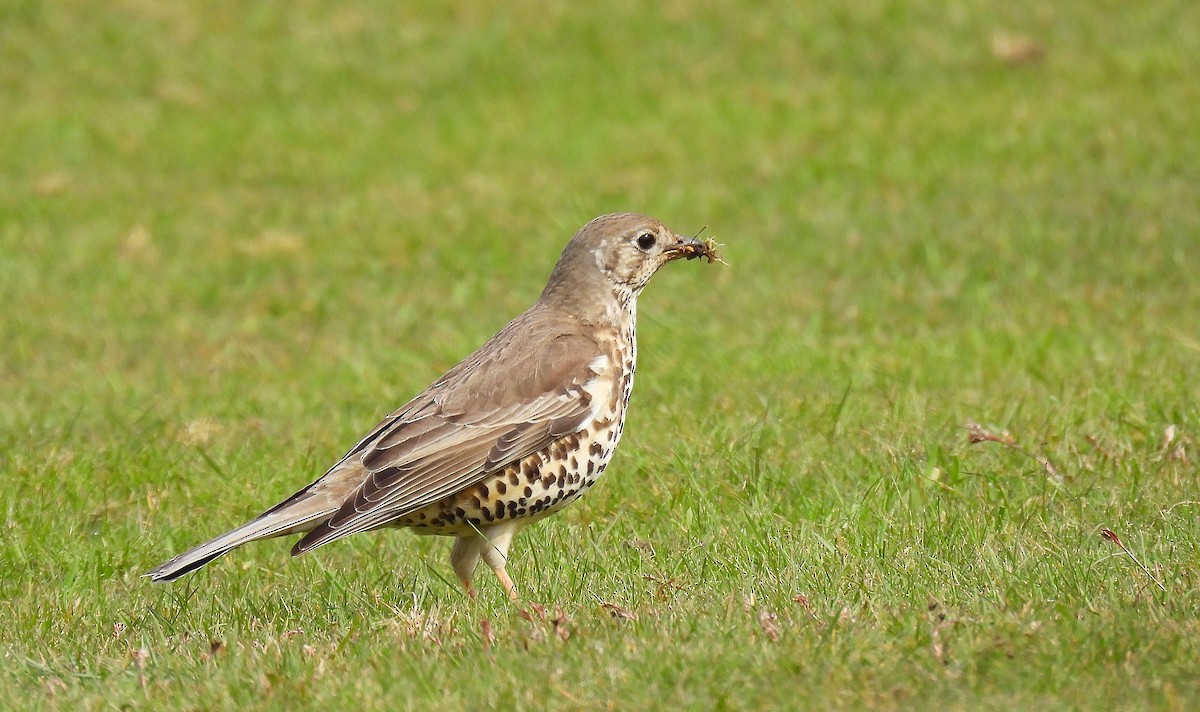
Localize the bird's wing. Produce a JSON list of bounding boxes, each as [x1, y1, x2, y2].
[[291, 315, 607, 553]]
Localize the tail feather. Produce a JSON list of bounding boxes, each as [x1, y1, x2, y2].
[[144, 501, 333, 582]]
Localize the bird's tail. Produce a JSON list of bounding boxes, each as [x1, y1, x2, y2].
[[144, 499, 334, 582]]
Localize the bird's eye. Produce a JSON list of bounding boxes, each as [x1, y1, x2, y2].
[[636, 232, 656, 251]]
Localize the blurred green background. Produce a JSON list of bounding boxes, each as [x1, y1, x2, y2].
[[2, 1, 1197, 709]]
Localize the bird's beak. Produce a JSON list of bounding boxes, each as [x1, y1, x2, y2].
[[663, 235, 715, 262]]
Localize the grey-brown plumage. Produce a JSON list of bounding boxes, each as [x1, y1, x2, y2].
[[146, 213, 714, 599]]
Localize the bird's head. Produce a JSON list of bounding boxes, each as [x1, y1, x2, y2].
[[541, 213, 714, 315]]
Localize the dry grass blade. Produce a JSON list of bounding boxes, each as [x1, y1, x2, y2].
[[133, 647, 149, 692], [1100, 528, 1167, 593], [599, 601, 638, 622], [480, 619, 495, 652], [963, 422, 1062, 480], [757, 610, 782, 642]]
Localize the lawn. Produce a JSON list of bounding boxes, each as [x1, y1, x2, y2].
[[2, 0, 1198, 709]]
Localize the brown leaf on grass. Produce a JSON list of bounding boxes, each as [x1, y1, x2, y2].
[[964, 422, 1014, 446], [927, 595, 951, 666], [519, 604, 550, 646], [600, 601, 638, 622], [991, 31, 1044, 64], [201, 639, 225, 661], [1160, 425, 1190, 464], [626, 539, 657, 558], [551, 606, 572, 643], [758, 610, 782, 642], [480, 619, 495, 652], [1161, 425, 1177, 450], [792, 590, 820, 619], [644, 573, 685, 599], [523, 625, 546, 646], [389, 607, 449, 645], [519, 602, 547, 623]]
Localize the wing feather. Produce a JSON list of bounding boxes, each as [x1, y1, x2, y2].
[[290, 311, 608, 554]]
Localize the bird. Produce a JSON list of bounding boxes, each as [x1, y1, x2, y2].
[[146, 212, 715, 600]]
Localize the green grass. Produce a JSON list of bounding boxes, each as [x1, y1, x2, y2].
[[3, 0, 1199, 708]]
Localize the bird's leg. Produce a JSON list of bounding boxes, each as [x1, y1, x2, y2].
[[480, 525, 520, 602], [493, 568, 518, 602], [450, 535, 483, 599]]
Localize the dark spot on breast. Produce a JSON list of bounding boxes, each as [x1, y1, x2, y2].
[[482, 508, 495, 522], [471, 496, 481, 509], [569, 455, 578, 469], [454, 507, 466, 519], [589, 441, 603, 457], [556, 472, 566, 487], [477, 483, 489, 499], [494, 502, 505, 519], [468, 517, 480, 527], [496, 480, 507, 495], [509, 471, 521, 486], [587, 461, 595, 475]]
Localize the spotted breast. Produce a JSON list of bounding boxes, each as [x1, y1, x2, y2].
[[398, 313, 635, 536]]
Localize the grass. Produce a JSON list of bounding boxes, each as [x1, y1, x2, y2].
[[2, 0, 1198, 708]]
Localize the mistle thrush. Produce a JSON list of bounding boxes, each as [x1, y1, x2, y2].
[[146, 213, 715, 599]]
